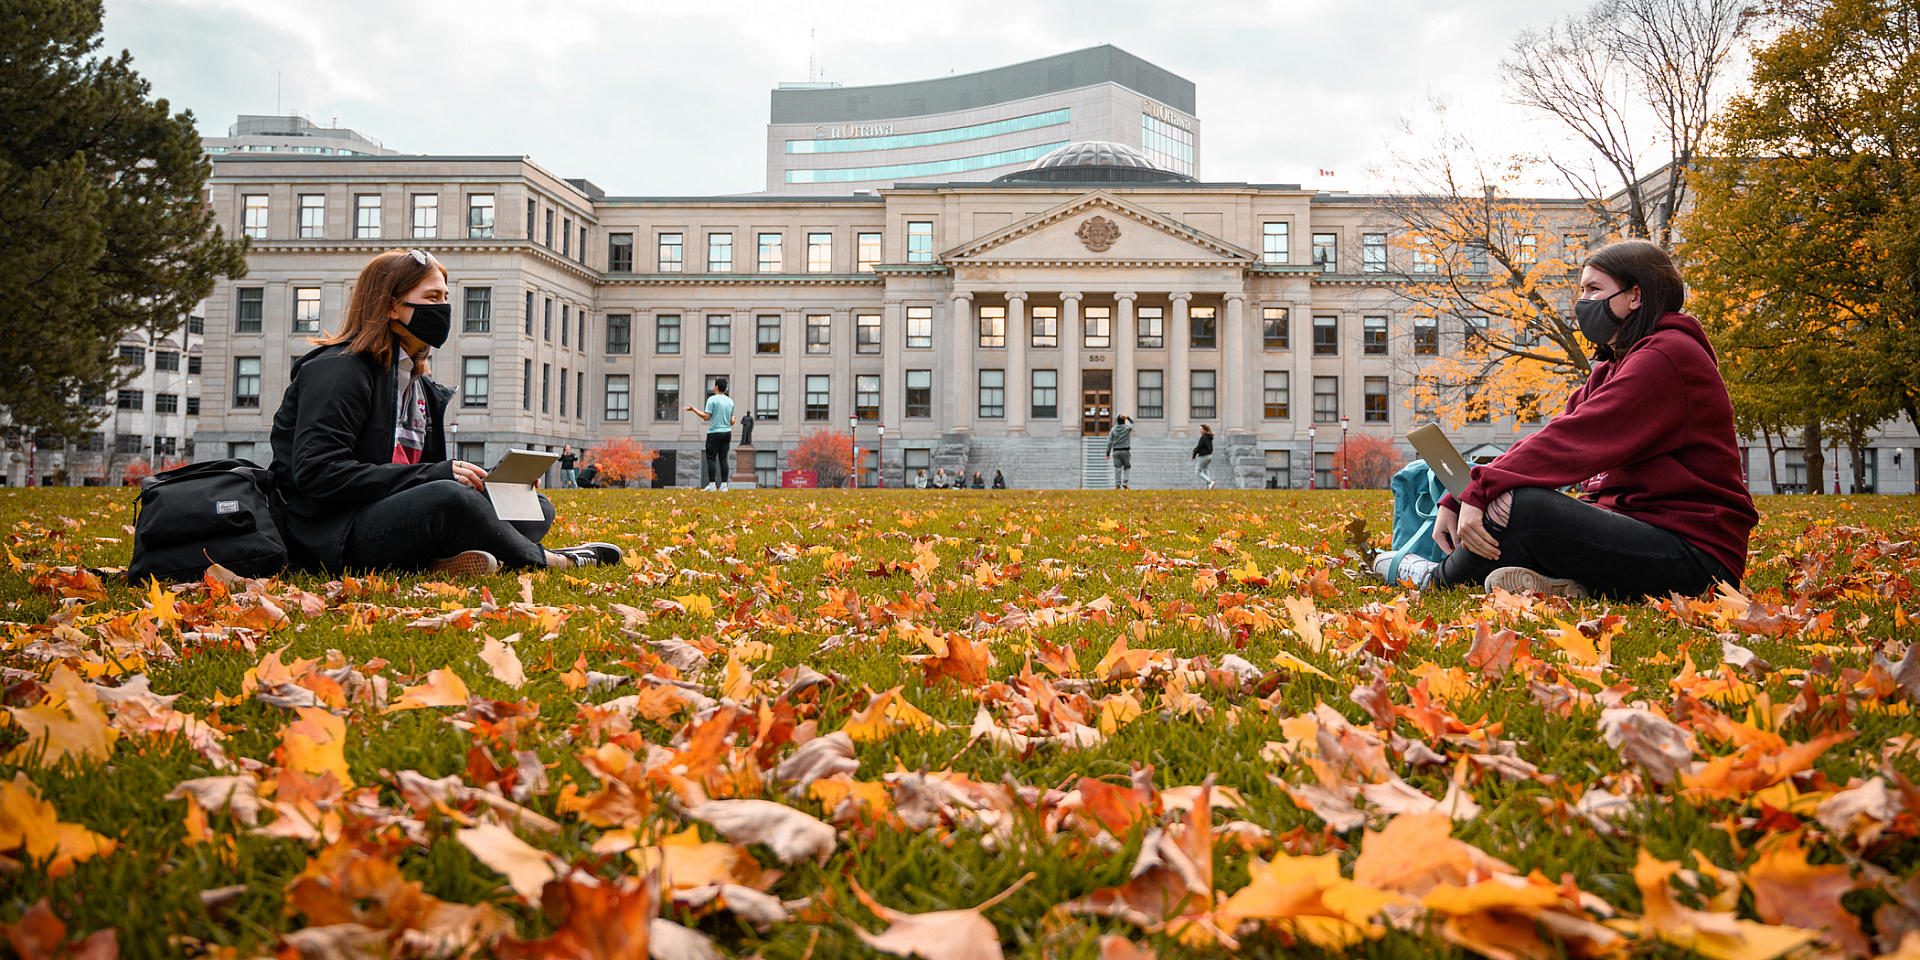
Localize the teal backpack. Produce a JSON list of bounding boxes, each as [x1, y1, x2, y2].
[[1382, 459, 1450, 582]]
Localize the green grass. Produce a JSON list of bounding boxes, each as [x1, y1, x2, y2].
[[0, 488, 1916, 959]]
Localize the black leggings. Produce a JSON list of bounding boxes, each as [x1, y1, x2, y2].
[[1433, 487, 1733, 599], [340, 479, 554, 571], [703, 433, 731, 486]]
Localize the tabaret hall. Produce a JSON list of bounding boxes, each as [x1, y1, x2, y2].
[[179, 45, 1866, 492]]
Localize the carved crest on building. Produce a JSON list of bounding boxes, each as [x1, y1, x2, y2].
[[1075, 216, 1121, 252]]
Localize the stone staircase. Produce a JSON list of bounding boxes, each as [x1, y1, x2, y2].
[[1082, 436, 1113, 489]]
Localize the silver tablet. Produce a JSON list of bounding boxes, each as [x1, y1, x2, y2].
[[1405, 423, 1474, 497], [485, 449, 561, 521]]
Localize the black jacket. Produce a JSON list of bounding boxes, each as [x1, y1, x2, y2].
[[269, 343, 455, 571], [1191, 432, 1214, 457]]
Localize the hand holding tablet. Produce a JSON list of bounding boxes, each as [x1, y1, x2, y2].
[[484, 449, 560, 521]]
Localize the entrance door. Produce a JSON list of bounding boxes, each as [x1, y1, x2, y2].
[[651, 451, 677, 488], [1082, 369, 1113, 437]]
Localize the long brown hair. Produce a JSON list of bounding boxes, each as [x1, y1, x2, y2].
[[314, 249, 449, 367], [1584, 239, 1686, 362]]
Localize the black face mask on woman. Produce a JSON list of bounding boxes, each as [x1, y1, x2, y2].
[[400, 302, 452, 348], [1574, 290, 1631, 347]]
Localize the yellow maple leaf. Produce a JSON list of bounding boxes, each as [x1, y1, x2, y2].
[[386, 668, 472, 712], [142, 578, 184, 626], [720, 649, 753, 702], [0, 773, 117, 876], [5, 667, 118, 767], [1618, 849, 1819, 960], [280, 707, 354, 789], [675, 594, 714, 618]]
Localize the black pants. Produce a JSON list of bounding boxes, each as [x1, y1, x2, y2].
[[1432, 486, 1733, 599], [703, 433, 730, 486], [340, 479, 554, 571]]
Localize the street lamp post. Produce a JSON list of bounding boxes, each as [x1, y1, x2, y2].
[[1307, 425, 1316, 491], [1340, 416, 1350, 490], [877, 423, 885, 489], [848, 414, 858, 490]]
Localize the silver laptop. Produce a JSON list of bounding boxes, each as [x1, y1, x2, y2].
[[485, 449, 561, 521], [1405, 423, 1474, 497]]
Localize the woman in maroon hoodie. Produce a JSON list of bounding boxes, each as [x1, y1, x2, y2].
[[1404, 240, 1758, 599]]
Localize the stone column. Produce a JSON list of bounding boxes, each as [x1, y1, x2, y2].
[[780, 308, 801, 446], [1223, 294, 1248, 435], [1004, 292, 1027, 436], [881, 299, 904, 431], [1114, 292, 1137, 420], [948, 293, 973, 434], [1060, 293, 1083, 437], [1169, 292, 1192, 437]]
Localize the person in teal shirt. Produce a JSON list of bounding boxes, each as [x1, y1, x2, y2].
[[687, 378, 735, 491]]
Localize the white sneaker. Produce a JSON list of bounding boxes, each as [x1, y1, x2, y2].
[[718, 482, 728, 491], [701, 483, 716, 491], [1207, 479, 1216, 489], [1372, 552, 1438, 588]]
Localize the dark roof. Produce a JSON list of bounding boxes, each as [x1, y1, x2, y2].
[[770, 45, 1195, 124]]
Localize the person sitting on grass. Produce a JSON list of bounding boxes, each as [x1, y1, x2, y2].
[[576, 461, 601, 489], [1377, 240, 1757, 599], [269, 249, 621, 576]]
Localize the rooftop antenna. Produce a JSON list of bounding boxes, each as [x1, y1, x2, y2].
[[808, 29, 816, 82]]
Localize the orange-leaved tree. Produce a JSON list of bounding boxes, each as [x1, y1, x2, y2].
[[1333, 435, 1404, 490], [587, 438, 657, 486], [122, 458, 155, 484], [787, 429, 852, 488]]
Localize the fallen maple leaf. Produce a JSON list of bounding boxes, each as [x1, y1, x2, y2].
[[851, 872, 1033, 960], [498, 872, 654, 960], [0, 900, 117, 960], [1743, 832, 1871, 957], [1621, 849, 1819, 960], [0, 774, 117, 877], [687, 799, 836, 864], [5, 667, 119, 768], [479, 635, 527, 688], [1351, 813, 1513, 897], [279, 707, 354, 789], [386, 668, 472, 712], [1597, 708, 1693, 785], [457, 824, 560, 902]]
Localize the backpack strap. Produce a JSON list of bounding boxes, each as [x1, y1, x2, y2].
[[1384, 518, 1436, 583]]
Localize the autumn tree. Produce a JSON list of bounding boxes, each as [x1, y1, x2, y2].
[[1332, 435, 1405, 490], [787, 429, 853, 489], [1682, 0, 1920, 494], [0, 0, 248, 443], [587, 438, 657, 486]]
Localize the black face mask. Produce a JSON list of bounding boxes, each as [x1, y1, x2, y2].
[[401, 302, 452, 349], [1575, 290, 1630, 348]]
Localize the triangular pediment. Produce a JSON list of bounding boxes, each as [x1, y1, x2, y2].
[[942, 191, 1259, 265]]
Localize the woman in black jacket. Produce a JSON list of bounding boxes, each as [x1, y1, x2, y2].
[[269, 249, 619, 575], [1191, 424, 1216, 489]]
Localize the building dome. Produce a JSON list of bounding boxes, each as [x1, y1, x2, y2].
[[994, 141, 1197, 183]]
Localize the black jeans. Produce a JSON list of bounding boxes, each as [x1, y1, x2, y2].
[[1433, 487, 1733, 599], [703, 433, 731, 486], [340, 479, 554, 571]]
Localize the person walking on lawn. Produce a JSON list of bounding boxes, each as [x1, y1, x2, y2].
[[1191, 424, 1216, 489], [687, 378, 735, 491], [558, 445, 578, 488], [1106, 415, 1133, 489]]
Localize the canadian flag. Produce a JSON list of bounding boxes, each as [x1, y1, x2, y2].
[[1318, 169, 1335, 177]]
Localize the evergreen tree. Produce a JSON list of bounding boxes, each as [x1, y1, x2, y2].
[[0, 0, 247, 443]]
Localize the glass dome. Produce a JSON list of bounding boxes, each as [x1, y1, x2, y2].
[[994, 141, 1197, 183]]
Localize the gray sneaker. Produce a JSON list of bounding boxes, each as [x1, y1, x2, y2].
[[552, 542, 623, 568], [1483, 566, 1588, 598]]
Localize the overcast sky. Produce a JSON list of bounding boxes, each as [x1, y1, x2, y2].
[[103, 0, 1614, 197]]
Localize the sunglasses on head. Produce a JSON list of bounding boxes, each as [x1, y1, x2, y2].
[[407, 249, 439, 266]]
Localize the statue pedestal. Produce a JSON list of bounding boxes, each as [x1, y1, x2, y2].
[[731, 444, 759, 487]]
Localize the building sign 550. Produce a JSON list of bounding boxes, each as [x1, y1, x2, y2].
[[813, 124, 896, 139]]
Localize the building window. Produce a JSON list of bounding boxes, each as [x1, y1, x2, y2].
[[1264, 372, 1290, 419], [579, 227, 587, 263], [1031, 369, 1057, 419], [978, 369, 1005, 418], [977, 305, 1006, 348], [522, 359, 532, 410], [752, 314, 780, 354], [291, 287, 321, 333], [411, 194, 437, 239], [1313, 315, 1338, 355], [1084, 305, 1111, 349], [1466, 243, 1489, 274], [355, 195, 380, 239], [1190, 370, 1216, 419], [224, 440, 251, 460], [807, 232, 832, 272], [1137, 370, 1164, 419], [153, 436, 177, 457], [754, 374, 779, 421], [1463, 315, 1489, 345], [855, 374, 880, 420], [541, 298, 553, 341], [1316, 452, 1336, 490], [805, 375, 830, 420], [1364, 376, 1389, 423], [462, 357, 489, 407], [903, 448, 930, 483], [657, 233, 682, 272], [467, 194, 494, 238], [907, 306, 932, 348], [1266, 450, 1291, 489], [856, 314, 881, 354], [757, 233, 783, 272], [907, 221, 933, 262], [114, 434, 142, 454], [1030, 306, 1058, 348], [1363, 315, 1387, 355], [706, 314, 731, 355], [1263, 222, 1289, 264], [1313, 376, 1339, 424], [188, 316, 204, 335], [236, 288, 263, 333], [544, 209, 554, 247], [656, 314, 680, 354], [603, 375, 629, 422], [119, 345, 146, 367], [857, 232, 882, 271], [188, 355, 202, 375], [1517, 234, 1537, 265], [806, 314, 830, 354], [234, 357, 261, 408], [1414, 316, 1439, 355], [562, 217, 572, 257], [655, 375, 679, 421], [1313, 233, 1337, 272], [154, 393, 179, 414], [186, 397, 200, 416], [1141, 113, 1195, 174], [1189, 306, 1216, 349], [242, 194, 268, 239], [526, 199, 536, 239], [577, 370, 584, 420], [155, 351, 179, 372], [708, 233, 733, 272], [548, 364, 557, 414], [905, 369, 932, 418], [1263, 307, 1288, 349], [463, 287, 491, 334], [298, 194, 324, 238], [1137, 306, 1163, 348], [1414, 237, 1437, 273], [605, 313, 630, 354], [755, 450, 779, 488], [455, 442, 485, 464], [608, 233, 633, 272], [1362, 233, 1387, 273], [523, 290, 534, 336]]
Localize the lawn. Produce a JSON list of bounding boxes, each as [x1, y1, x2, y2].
[[0, 488, 1916, 960]]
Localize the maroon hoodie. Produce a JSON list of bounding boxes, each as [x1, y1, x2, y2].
[[1439, 312, 1758, 580]]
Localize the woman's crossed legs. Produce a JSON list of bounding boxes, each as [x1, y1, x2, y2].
[[1432, 487, 1731, 599]]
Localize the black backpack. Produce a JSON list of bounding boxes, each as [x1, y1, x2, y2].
[[127, 459, 289, 584]]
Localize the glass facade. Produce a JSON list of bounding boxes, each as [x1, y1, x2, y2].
[[1140, 114, 1195, 175], [787, 142, 1067, 184], [787, 108, 1071, 154]]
